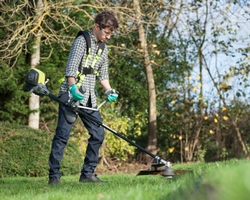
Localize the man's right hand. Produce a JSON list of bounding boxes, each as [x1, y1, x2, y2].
[[69, 84, 84, 101]]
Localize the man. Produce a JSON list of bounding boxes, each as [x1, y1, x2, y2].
[[48, 11, 119, 184]]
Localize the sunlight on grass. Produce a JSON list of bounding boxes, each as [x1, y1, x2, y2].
[[0, 160, 249, 200], [168, 159, 250, 200]]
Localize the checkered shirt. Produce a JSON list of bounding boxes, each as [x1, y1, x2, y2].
[[59, 30, 109, 107]]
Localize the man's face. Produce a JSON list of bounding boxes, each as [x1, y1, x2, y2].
[[96, 24, 115, 42]]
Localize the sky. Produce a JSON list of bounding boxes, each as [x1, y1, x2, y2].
[[185, 2, 250, 106]]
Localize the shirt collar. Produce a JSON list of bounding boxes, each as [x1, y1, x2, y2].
[[89, 30, 103, 44]]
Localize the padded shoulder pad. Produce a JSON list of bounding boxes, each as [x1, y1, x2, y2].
[[75, 30, 105, 56], [99, 42, 105, 51], [76, 31, 91, 54]]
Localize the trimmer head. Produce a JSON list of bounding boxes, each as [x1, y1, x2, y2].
[[137, 158, 175, 178]]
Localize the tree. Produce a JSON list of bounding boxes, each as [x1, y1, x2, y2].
[[166, 0, 250, 161], [0, 0, 100, 128], [133, 0, 157, 158], [94, 0, 183, 160], [28, 0, 44, 129]]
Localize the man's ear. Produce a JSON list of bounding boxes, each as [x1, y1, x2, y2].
[[95, 23, 100, 30]]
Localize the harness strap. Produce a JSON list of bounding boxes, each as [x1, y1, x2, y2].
[[59, 31, 105, 86], [79, 31, 105, 73]]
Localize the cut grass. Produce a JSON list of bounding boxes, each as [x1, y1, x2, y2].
[[0, 174, 174, 200], [0, 159, 250, 200]]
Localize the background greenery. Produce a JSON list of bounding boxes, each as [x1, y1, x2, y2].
[[0, 1, 250, 177]]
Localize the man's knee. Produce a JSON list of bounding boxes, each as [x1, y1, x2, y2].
[[52, 134, 69, 145], [98, 128, 105, 142], [92, 127, 105, 143]]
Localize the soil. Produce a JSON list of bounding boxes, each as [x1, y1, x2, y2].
[[95, 160, 152, 175]]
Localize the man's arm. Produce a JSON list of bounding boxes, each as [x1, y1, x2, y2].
[[67, 77, 76, 87], [100, 79, 111, 91]]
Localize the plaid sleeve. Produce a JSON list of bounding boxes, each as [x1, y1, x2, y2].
[[96, 46, 109, 82], [65, 36, 86, 77]]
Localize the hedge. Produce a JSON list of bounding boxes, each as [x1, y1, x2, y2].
[[0, 122, 83, 177]]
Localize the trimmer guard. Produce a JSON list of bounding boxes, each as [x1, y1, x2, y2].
[[137, 158, 175, 178]]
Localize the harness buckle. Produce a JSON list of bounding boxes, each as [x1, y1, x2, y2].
[[82, 68, 94, 75]]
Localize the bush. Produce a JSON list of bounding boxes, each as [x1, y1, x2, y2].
[[0, 60, 31, 125], [0, 122, 83, 177]]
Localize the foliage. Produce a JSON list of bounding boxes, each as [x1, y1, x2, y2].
[[0, 122, 82, 178], [70, 102, 138, 162], [107, 32, 148, 117], [160, 92, 250, 163], [153, 1, 250, 163], [1, 0, 250, 165], [37, 45, 70, 131], [101, 103, 136, 161], [0, 57, 30, 125]]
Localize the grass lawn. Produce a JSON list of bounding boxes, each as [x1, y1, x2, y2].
[[0, 159, 250, 200]]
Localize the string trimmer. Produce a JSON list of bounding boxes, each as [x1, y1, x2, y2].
[[24, 68, 175, 178]]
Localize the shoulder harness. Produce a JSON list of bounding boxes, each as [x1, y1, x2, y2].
[[59, 31, 106, 87]]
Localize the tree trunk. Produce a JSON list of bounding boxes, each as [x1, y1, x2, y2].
[[232, 121, 248, 155], [133, 0, 157, 157], [28, 0, 44, 129], [28, 36, 41, 129]]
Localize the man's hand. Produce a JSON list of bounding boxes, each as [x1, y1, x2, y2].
[[69, 84, 85, 101], [105, 88, 119, 102]]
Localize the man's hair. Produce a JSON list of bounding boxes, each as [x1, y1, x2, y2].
[[94, 11, 118, 31]]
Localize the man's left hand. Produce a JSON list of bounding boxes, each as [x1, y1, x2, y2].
[[105, 88, 119, 102]]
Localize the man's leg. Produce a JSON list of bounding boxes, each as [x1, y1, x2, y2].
[[79, 106, 104, 182], [48, 104, 74, 183]]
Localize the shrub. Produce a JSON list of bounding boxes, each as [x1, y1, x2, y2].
[[0, 122, 82, 177]]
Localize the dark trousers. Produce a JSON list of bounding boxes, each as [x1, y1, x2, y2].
[[48, 97, 104, 179]]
